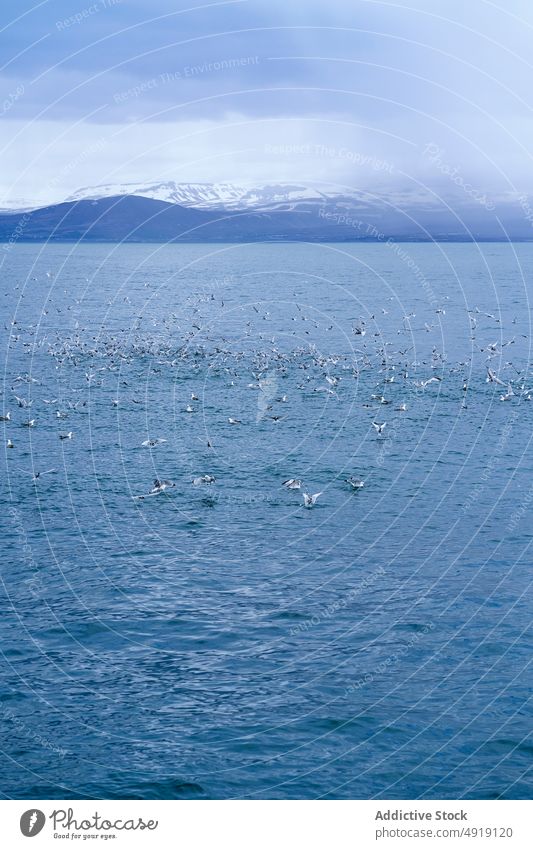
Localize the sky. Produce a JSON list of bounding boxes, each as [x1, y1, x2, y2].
[[1, 0, 533, 205]]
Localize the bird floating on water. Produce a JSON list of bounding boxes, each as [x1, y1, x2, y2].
[[346, 476, 365, 490]]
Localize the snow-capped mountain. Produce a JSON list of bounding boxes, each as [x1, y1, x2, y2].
[[66, 181, 347, 210], [1, 180, 523, 243]]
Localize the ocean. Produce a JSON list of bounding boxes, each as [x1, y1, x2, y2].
[[0, 241, 531, 799]]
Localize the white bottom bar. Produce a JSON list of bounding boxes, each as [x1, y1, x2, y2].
[[2, 799, 532, 848]]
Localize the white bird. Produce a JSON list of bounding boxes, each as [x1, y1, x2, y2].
[[486, 367, 505, 386], [141, 438, 167, 447], [193, 475, 216, 485], [228, 417, 242, 424], [283, 478, 301, 489], [7, 438, 14, 448], [18, 468, 55, 481], [372, 421, 387, 435], [59, 431, 73, 440], [133, 478, 176, 499], [346, 476, 364, 490], [22, 419, 36, 427], [14, 396, 32, 408], [417, 376, 442, 388], [303, 491, 322, 507], [0, 412, 10, 421], [151, 478, 175, 492]]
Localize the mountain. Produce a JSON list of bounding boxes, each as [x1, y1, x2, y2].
[[66, 181, 345, 210], [0, 194, 400, 242], [0, 183, 529, 242]]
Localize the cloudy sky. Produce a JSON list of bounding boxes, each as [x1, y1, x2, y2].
[[1, 0, 533, 205]]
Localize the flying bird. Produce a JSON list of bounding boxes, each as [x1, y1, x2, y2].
[[133, 479, 176, 500], [283, 478, 301, 489], [18, 468, 55, 481]]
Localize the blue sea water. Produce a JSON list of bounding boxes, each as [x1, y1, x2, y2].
[[0, 241, 531, 800]]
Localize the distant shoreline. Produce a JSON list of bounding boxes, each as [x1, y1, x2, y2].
[[2, 238, 533, 245]]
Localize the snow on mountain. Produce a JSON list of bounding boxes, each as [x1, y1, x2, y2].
[[3, 182, 517, 216], [66, 181, 349, 211]]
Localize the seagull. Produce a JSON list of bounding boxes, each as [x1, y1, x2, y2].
[[18, 468, 55, 481], [283, 478, 301, 489], [193, 475, 216, 485], [500, 385, 514, 401], [395, 403, 407, 411], [59, 431, 73, 440], [303, 491, 322, 508], [372, 421, 387, 435], [141, 438, 167, 447], [14, 396, 32, 408], [486, 367, 505, 386], [0, 412, 10, 421], [22, 419, 36, 427], [346, 476, 365, 490], [151, 478, 175, 492], [228, 417, 242, 424], [417, 376, 442, 388], [133, 479, 176, 500], [7, 438, 14, 448]]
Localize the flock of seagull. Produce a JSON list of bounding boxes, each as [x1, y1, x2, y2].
[[2, 272, 530, 511]]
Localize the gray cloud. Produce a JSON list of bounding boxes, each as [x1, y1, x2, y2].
[[2, 0, 533, 204]]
